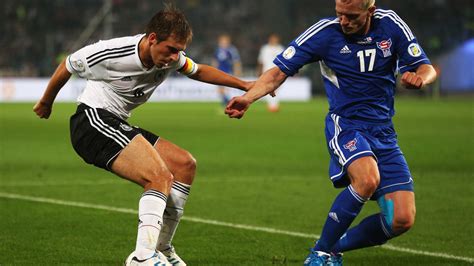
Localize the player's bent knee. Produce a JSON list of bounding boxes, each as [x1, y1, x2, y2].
[[354, 175, 380, 197], [143, 169, 175, 187], [392, 210, 416, 235], [364, 175, 380, 194]]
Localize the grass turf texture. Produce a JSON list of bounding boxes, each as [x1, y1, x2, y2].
[[0, 98, 473, 265]]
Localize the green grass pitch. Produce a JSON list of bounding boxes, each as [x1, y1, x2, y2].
[[0, 98, 473, 265]]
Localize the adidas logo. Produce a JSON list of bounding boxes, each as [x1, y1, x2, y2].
[[339, 45, 352, 54], [329, 212, 340, 223]]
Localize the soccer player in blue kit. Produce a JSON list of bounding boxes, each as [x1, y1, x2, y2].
[[212, 34, 243, 106], [225, 0, 437, 265]]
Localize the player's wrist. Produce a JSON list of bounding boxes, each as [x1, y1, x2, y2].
[[40, 100, 53, 107]]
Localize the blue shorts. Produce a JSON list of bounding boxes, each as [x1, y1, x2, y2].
[[325, 113, 414, 199]]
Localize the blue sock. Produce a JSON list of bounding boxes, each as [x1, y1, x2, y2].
[[314, 185, 367, 252], [331, 213, 393, 253]]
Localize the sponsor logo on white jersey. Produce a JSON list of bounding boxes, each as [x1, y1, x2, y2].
[[70, 59, 85, 72]]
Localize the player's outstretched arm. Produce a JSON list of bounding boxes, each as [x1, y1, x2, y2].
[[225, 67, 288, 119], [189, 64, 253, 92], [33, 59, 72, 119], [401, 64, 437, 90]]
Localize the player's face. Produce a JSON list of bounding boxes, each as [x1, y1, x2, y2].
[[218, 35, 231, 48], [335, 0, 374, 35], [268, 35, 280, 45], [149, 33, 187, 68]]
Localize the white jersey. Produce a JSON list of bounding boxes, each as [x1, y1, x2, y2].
[[258, 43, 285, 72], [65, 34, 198, 120]]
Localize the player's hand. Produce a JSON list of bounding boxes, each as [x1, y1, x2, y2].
[[33, 101, 53, 119], [225, 96, 251, 119], [401, 71, 424, 90]]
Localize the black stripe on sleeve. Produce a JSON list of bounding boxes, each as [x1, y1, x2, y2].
[[88, 51, 135, 68], [86, 44, 135, 60]]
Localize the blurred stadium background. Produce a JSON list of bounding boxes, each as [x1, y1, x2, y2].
[[1, 1, 473, 265], [1, 0, 473, 95]]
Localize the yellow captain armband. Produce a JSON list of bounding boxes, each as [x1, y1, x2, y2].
[[177, 55, 198, 76]]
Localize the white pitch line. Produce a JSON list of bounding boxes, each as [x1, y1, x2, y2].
[[1, 192, 472, 264]]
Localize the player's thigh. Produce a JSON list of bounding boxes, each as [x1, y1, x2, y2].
[[111, 135, 173, 191], [154, 138, 196, 184], [325, 114, 377, 189], [382, 190, 416, 232], [347, 156, 380, 197]]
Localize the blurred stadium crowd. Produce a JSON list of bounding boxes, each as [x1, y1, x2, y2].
[[1, 0, 473, 82]]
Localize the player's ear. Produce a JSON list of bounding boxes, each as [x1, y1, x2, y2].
[[148, 32, 158, 45], [368, 5, 376, 15]]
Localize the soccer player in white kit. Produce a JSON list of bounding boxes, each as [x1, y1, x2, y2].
[[257, 33, 285, 112], [34, 6, 253, 266]]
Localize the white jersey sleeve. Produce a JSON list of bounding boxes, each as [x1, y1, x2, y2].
[[66, 41, 107, 80], [65, 40, 136, 80]]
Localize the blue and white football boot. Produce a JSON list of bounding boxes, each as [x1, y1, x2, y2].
[[303, 248, 330, 266], [328, 253, 343, 266]]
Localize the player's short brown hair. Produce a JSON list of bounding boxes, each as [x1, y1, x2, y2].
[[145, 4, 193, 44]]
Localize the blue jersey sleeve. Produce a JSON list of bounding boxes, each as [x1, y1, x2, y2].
[[383, 10, 431, 73], [274, 19, 337, 76]]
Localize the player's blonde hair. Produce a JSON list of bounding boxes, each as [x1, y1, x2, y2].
[[337, 0, 375, 10], [361, 0, 376, 10]]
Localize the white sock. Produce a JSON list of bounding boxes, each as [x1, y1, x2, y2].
[[135, 190, 167, 260], [157, 181, 191, 251]]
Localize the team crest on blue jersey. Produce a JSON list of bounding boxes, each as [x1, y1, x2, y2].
[[377, 39, 392, 58], [343, 138, 358, 152]]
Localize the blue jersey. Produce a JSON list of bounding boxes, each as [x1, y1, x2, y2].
[[274, 9, 431, 123], [215, 45, 241, 74]]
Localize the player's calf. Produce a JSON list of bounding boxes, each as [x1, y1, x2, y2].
[[155, 139, 197, 185], [175, 152, 196, 184]]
